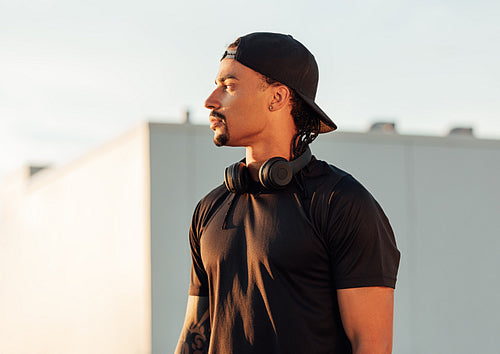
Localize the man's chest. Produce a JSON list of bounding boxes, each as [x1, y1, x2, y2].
[[200, 193, 329, 278]]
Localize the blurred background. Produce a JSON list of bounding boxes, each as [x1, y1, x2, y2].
[[1, 1, 500, 353]]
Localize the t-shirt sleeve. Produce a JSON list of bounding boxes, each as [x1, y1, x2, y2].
[[188, 201, 209, 297], [324, 175, 400, 289]]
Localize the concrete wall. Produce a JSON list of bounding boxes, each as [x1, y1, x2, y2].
[[313, 132, 500, 353], [149, 124, 500, 354], [0, 124, 151, 354], [2, 122, 499, 353]]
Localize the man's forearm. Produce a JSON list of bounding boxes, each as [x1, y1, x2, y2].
[[175, 296, 211, 354], [175, 311, 210, 353]]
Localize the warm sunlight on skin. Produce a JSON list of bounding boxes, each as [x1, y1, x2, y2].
[[338, 287, 395, 354], [205, 59, 272, 148], [205, 59, 297, 180]]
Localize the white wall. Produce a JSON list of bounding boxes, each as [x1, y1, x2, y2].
[[149, 124, 500, 354], [409, 141, 500, 353], [313, 133, 500, 353], [2, 122, 499, 353], [0, 124, 152, 354]]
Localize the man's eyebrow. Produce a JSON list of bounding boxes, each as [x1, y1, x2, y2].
[[215, 74, 239, 84]]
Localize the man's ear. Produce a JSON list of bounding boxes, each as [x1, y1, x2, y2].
[[269, 85, 291, 111]]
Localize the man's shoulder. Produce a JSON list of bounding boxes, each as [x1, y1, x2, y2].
[[198, 183, 229, 208], [192, 183, 230, 219], [304, 158, 350, 189], [304, 158, 373, 201]]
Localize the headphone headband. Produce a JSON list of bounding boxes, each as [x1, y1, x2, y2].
[[289, 146, 312, 174], [224, 146, 312, 193]]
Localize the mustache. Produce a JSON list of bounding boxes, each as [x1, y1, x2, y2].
[[210, 111, 226, 121]]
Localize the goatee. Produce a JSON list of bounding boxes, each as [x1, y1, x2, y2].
[[214, 133, 229, 146], [210, 111, 229, 146]]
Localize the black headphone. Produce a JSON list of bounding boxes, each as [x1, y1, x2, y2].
[[224, 146, 312, 194]]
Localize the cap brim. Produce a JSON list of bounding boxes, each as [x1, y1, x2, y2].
[[297, 93, 337, 133]]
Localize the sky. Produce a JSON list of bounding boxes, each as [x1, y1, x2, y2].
[[1, 0, 499, 182]]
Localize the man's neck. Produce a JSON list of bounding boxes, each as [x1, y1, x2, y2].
[[245, 145, 291, 182]]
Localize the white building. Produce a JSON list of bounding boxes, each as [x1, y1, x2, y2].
[[1, 122, 499, 353]]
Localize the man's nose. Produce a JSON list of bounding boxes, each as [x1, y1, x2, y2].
[[204, 89, 220, 110]]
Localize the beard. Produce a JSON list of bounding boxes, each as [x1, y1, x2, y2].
[[211, 111, 229, 146], [214, 126, 229, 146]]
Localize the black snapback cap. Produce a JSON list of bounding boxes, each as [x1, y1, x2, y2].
[[221, 32, 337, 133]]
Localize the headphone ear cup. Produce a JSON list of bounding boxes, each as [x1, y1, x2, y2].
[[259, 157, 293, 189], [224, 162, 249, 193]]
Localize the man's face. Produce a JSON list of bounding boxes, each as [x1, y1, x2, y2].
[[205, 59, 272, 147]]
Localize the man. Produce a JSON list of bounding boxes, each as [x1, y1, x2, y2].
[[176, 32, 400, 354]]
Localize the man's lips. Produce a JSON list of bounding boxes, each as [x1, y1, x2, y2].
[[210, 119, 225, 130], [209, 112, 226, 130]]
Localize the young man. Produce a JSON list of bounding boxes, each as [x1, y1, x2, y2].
[[176, 32, 400, 354]]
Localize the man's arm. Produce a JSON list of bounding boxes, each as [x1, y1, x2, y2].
[[175, 296, 211, 354], [337, 286, 395, 354]]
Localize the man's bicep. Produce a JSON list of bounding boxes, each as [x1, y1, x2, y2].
[[337, 286, 394, 354], [175, 296, 210, 354]]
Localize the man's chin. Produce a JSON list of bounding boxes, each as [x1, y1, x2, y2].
[[214, 133, 229, 147]]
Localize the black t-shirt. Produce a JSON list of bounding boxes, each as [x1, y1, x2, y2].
[[189, 158, 400, 353]]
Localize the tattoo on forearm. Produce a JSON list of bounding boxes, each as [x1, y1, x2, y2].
[[180, 310, 211, 354]]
